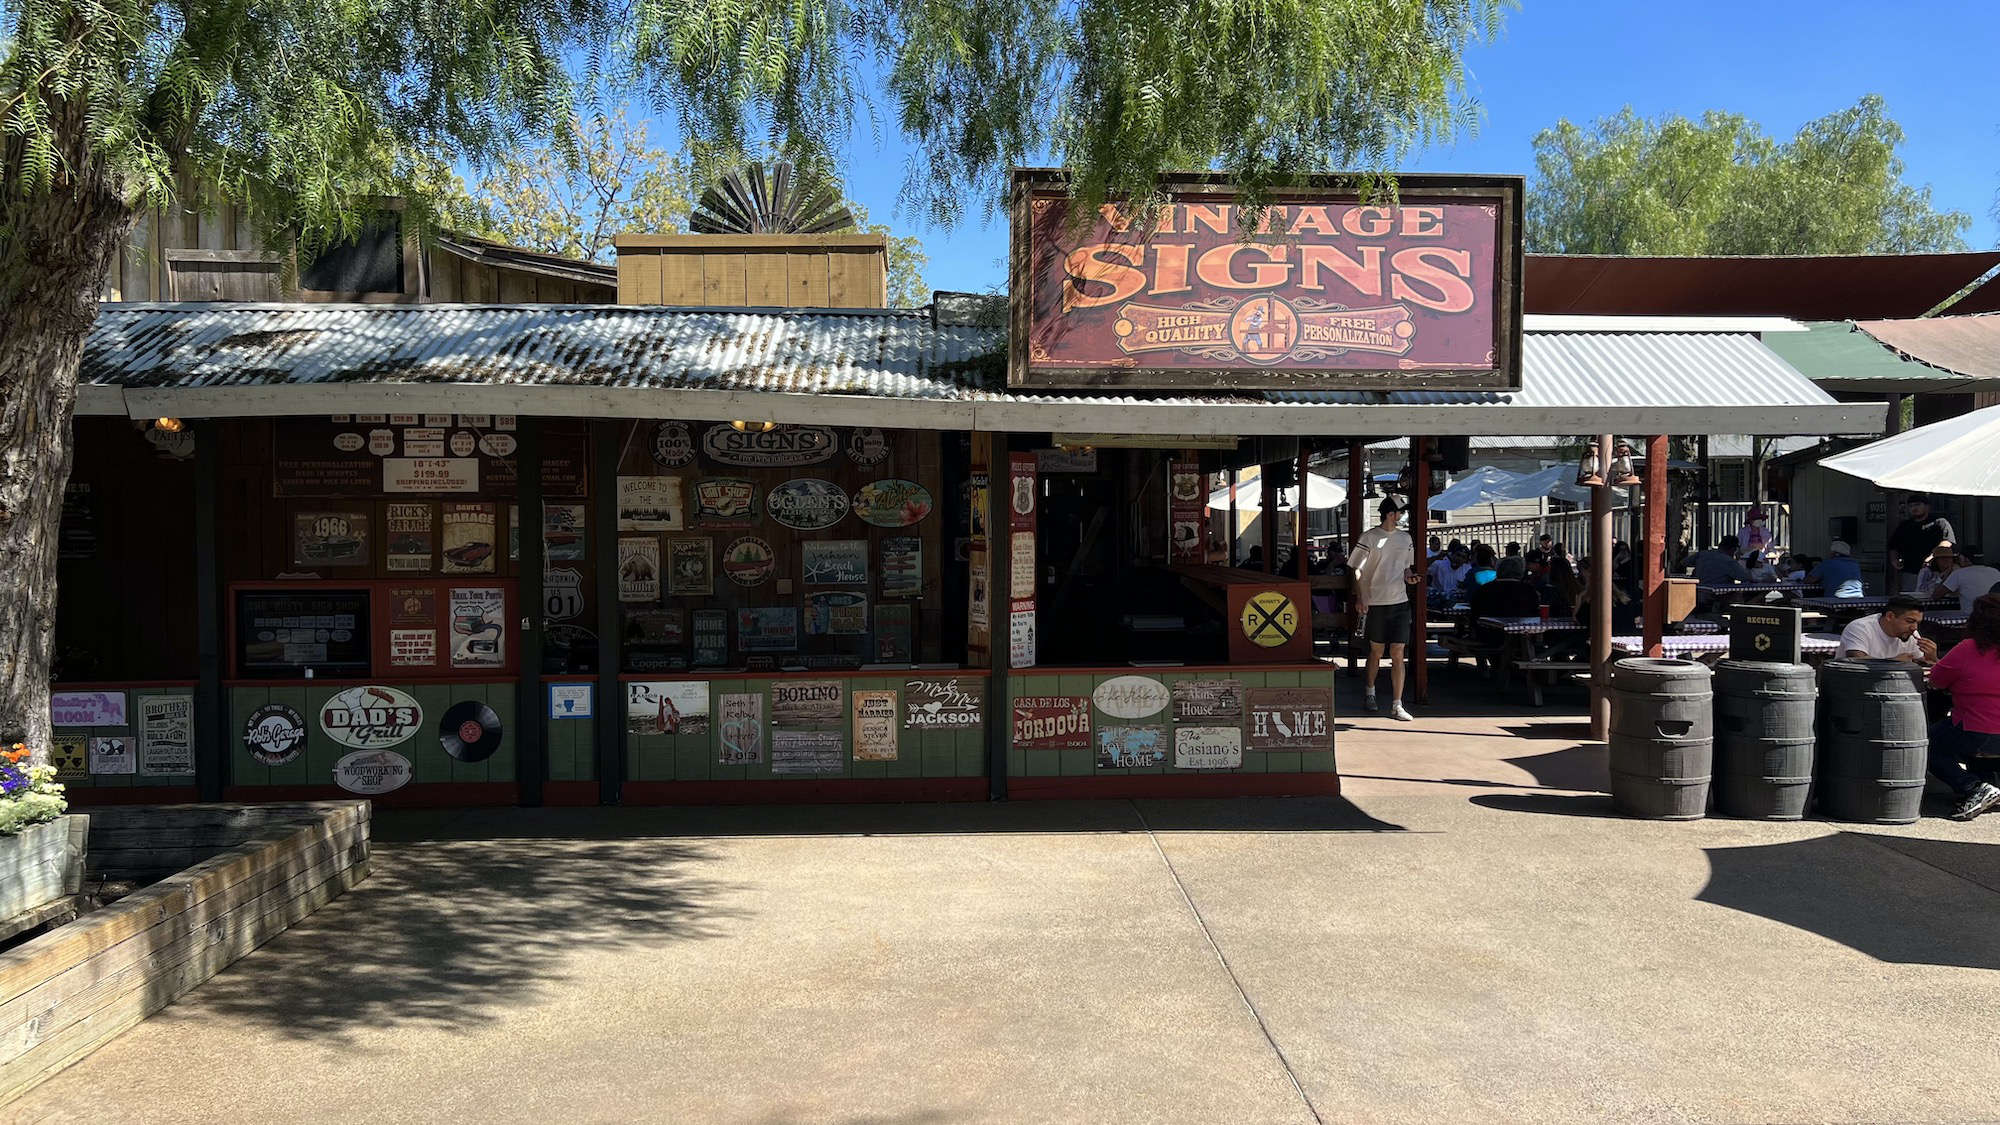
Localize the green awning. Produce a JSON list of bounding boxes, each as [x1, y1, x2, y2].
[[1763, 321, 1972, 392]]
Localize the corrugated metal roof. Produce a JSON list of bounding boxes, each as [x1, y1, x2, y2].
[[1762, 320, 1969, 390], [1525, 252, 2000, 319], [1854, 313, 2000, 382], [81, 302, 1879, 435]]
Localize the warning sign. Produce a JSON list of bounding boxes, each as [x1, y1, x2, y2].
[[1240, 591, 1299, 648]]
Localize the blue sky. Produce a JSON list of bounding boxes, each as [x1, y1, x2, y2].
[[805, 0, 2000, 295]]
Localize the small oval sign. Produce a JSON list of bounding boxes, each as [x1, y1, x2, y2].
[[767, 479, 851, 531], [449, 430, 477, 457], [243, 703, 308, 766], [319, 685, 424, 750], [478, 432, 517, 457], [333, 749, 414, 794], [852, 480, 934, 527], [701, 424, 837, 467], [332, 432, 364, 453], [1093, 675, 1171, 720], [722, 537, 776, 587]]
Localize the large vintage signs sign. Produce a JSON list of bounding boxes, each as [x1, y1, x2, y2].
[[1011, 171, 1522, 391], [702, 424, 837, 467]]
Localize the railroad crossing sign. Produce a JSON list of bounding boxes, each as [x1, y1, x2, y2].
[[1240, 591, 1299, 649]]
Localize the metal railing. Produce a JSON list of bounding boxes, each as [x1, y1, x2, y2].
[[1421, 502, 1790, 558]]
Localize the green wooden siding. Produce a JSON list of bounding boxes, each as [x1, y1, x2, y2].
[[1006, 667, 1336, 778], [229, 682, 516, 787]]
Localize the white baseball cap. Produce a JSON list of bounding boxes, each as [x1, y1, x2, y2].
[[1829, 540, 1851, 556]]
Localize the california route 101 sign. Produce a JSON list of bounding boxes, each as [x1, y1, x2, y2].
[[1010, 171, 1523, 391]]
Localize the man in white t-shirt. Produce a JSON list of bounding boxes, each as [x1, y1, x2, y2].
[[1349, 495, 1419, 721], [1838, 596, 1936, 663], [1935, 547, 2000, 612]]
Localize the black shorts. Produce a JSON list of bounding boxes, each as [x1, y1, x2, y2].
[[1364, 601, 1412, 645]]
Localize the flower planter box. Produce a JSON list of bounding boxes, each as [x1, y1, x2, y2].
[[0, 816, 87, 932]]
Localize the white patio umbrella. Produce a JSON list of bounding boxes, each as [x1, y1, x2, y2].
[[1427, 465, 1524, 512], [1205, 472, 1349, 512], [1494, 463, 1626, 506], [1821, 403, 2000, 496]]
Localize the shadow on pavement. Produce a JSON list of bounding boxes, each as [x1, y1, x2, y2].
[[1500, 744, 1607, 791], [379, 796, 1406, 841], [192, 837, 740, 1044], [1696, 833, 2000, 970], [1466, 791, 1625, 818]]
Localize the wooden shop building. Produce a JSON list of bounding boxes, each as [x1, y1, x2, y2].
[[50, 173, 1879, 807]]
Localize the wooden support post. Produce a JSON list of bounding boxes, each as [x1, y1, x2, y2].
[[194, 424, 224, 802], [1590, 432, 1616, 741], [515, 418, 545, 807], [1261, 470, 1278, 572], [1696, 434, 1711, 548], [591, 420, 622, 805], [1346, 442, 1364, 550], [1883, 394, 1906, 595], [1642, 435, 1668, 659], [1227, 470, 1239, 566], [1410, 439, 1431, 704], [974, 432, 1009, 801], [1295, 444, 1310, 573]]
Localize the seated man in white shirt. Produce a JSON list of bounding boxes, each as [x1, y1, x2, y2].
[[1838, 596, 1937, 664], [1935, 546, 2000, 612]]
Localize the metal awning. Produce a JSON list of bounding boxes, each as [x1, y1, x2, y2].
[[1761, 320, 1976, 393], [1852, 314, 2000, 383], [78, 303, 1884, 436]]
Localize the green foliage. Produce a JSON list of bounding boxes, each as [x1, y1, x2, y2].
[[848, 200, 929, 307], [1527, 95, 1971, 255]]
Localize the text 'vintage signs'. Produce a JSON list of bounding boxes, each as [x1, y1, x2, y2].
[[702, 424, 837, 467], [1013, 172, 1522, 391]]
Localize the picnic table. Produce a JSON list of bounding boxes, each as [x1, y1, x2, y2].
[[1611, 632, 1844, 665], [1800, 595, 1957, 626], [1698, 581, 1822, 610], [1472, 615, 1589, 706]]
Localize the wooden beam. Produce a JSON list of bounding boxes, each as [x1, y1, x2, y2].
[[1261, 471, 1278, 572], [591, 421, 622, 805], [1643, 434, 1668, 658], [1590, 432, 1615, 741], [1411, 438, 1431, 704], [515, 418, 545, 807]]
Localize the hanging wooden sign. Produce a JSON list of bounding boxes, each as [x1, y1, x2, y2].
[[702, 424, 837, 467]]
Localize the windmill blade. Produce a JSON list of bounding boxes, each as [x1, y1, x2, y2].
[[689, 161, 857, 235]]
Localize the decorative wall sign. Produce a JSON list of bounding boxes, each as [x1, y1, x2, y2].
[[880, 537, 922, 597], [852, 480, 934, 527], [771, 729, 844, 774], [967, 547, 990, 633], [548, 683, 593, 719], [243, 703, 308, 766], [1170, 460, 1205, 561], [1008, 600, 1036, 668], [51, 691, 126, 728], [1009, 453, 1037, 530], [508, 504, 520, 562], [236, 589, 368, 676], [1239, 590, 1300, 649], [1012, 695, 1090, 749], [618, 537, 662, 602], [333, 749, 413, 794], [319, 685, 423, 749], [618, 477, 684, 531], [1009, 532, 1037, 599], [450, 430, 479, 458], [694, 478, 759, 527], [669, 537, 714, 596], [875, 604, 915, 663], [1036, 448, 1098, 473], [623, 609, 684, 672], [1244, 687, 1333, 751], [137, 695, 194, 774], [389, 586, 437, 626], [767, 478, 850, 531], [477, 433, 517, 457], [647, 422, 693, 467], [772, 679, 844, 725], [438, 700, 504, 762], [367, 429, 396, 456], [722, 537, 776, 586], [852, 690, 900, 761], [50, 736, 87, 782], [692, 609, 730, 665], [846, 427, 890, 466], [291, 510, 371, 567], [449, 587, 506, 669], [736, 606, 800, 652], [627, 681, 710, 736], [802, 540, 868, 586], [333, 432, 364, 453], [543, 503, 585, 561], [441, 503, 497, 573], [402, 429, 446, 457], [1092, 675, 1171, 720], [1174, 726, 1243, 770], [88, 736, 135, 775], [1172, 679, 1244, 721], [1096, 726, 1167, 769], [968, 474, 990, 542], [717, 693, 765, 764], [904, 677, 984, 729], [702, 424, 837, 467], [807, 592, 868, 636], [389, 628, 438, 667], [382, 458, 479, 493], [385, 503, 434, 571], [543, 565, 586, 623]]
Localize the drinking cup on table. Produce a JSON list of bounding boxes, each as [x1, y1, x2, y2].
[[1539, 604, 1550, 621]]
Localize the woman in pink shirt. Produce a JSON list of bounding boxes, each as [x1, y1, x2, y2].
[[1927, 594, 2000, 820]]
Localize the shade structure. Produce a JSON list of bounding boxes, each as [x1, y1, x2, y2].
[[1428, 466, 1525, 511], [1820, 403, 2000, 496], [1205, 473, 1348, 512], [1493, 463, 1626, 506]]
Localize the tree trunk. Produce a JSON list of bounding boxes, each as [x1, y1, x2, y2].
[[0, 122, 136, 752]]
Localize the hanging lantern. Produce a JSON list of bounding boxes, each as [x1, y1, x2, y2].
[[1575, 439, 1604, 487]]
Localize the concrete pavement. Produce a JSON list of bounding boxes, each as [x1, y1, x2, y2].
[[8, 707, 2000, 1123]]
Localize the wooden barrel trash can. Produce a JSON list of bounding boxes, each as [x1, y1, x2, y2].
[[1817, 659, 1927, 825], [1712, 659, 1818, 820], [1609, 658, 1714, 820]]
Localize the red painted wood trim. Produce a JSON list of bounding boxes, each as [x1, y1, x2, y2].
[[221, 782, 519, 808], [67, 786, 203, 806], [1006, 662, 1335, 677], [542, 781, 600, 806], [615, 668, 991, 683], [224, 677, 518, 689], [1007, 773, 1342, 801], [51, 681, 199, 691], [619, 778, 987, 805]]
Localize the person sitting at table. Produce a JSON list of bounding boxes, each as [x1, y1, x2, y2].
[[1778, 553, 1809, 583], [1808, 541, 1865, 598], [1576, 557, 1643, 635], [1427, 546, 1470, 602], [1546, 555, 1585, 618], [1496, 541, 1527, 580], [1924, 594, 2000, 820], [1739, 507, 1773, 557], [1469, 574, 1542, 655], [1915, 542, 1953, 598], [1689, 535, 1751, 587], [1934, 546, 2000, 612], [1467, 543, 1499, 588], [1241, 545, 1264, 572], [1889, 494, 1956, 594], [1839, 595, 1936, 664], [1744, 551, 1777, 582]]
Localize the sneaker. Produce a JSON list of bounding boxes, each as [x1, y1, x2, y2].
[[1363, 693, 1379, 713], [1390, 701, 1414, 722], [1950, 783, 2000, 821]]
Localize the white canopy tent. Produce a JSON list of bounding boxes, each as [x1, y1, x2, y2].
[[1427, 466, 1525, 512], [1492, 463, 1625, 507], [1205, 472, 1348, 512], [1821, 403, 2000, 496]]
